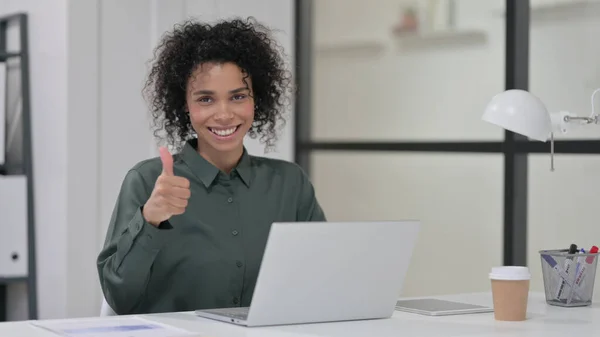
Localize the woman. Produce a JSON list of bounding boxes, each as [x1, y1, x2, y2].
[[97, 17, 326, 315]]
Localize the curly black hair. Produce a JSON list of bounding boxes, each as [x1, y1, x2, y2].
[[144, 17, 293, 152]]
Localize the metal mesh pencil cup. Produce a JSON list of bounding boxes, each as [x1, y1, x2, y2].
[[539, 249, 600, 307]]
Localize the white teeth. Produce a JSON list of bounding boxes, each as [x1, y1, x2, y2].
[[210, 127, 237, 136]]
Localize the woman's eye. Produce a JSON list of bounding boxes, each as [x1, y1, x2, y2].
[[198, 97, 212, 103], [232, 94, 246, 101]]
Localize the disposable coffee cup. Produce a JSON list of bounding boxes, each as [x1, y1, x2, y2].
[[489, 266, 530, 321]]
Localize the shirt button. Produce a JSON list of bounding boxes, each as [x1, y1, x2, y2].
[[232, 230, 239, 236], [233, 297, 240, 305], [227, 197, 233, 203], [236, 260, 243, 268]]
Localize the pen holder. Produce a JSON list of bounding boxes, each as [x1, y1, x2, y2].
[[539, 249, 600, 307]]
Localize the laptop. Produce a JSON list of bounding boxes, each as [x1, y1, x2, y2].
[[395, 298, 493, 316], [195, 220, 420, 327]]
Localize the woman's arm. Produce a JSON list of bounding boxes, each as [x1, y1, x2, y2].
[[296, 167, 327, 222], [97, 169, 174, 314]]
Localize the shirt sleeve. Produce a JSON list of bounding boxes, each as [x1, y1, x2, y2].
[[296, 167, 327, 221], [96, 169, 175, 314]]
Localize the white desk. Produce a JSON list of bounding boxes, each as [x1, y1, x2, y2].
[[1, 292, 598, 337]]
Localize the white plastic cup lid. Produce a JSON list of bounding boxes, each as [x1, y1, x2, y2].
[[489, 266, 531, 280]]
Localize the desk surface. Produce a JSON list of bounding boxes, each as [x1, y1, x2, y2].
[[1, 292, 598, 337]]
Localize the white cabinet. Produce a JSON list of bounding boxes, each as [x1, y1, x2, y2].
[[0, 175, 28, 278]]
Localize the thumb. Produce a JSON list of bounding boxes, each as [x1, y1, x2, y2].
[[159, 146, 174, 176]]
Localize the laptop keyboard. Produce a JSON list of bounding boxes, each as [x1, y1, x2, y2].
[[205, 307, 249, 320]]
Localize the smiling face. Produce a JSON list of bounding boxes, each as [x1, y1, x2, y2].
[[186, 62, 254, 157]]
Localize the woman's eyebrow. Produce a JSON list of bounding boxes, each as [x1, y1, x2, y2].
[[192, 87, 248, 96]]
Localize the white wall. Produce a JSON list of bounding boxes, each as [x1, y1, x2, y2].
[[3, 0, 294, 320], [311, 0, 600, 299], [65, 0, 100, 319]]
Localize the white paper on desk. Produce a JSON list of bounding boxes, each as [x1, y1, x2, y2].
[[31, 316, 198, 337]]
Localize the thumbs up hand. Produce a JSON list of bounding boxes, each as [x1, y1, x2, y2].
[[142, 147, 191, 226], [160, 146, 175, 176]]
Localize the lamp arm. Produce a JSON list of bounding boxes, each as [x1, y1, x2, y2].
[[563, 116, 599, 124], [554, 88, 600, 126], [547, 110, 590, 172], [590, 88, 600, 119], [563, 115, 597, 124], [545, 88, 600, 172]]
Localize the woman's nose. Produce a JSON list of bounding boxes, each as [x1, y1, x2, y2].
[[214, 102, 234, 121]]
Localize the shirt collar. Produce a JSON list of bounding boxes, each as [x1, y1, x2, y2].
[[181, 139, 253, 188], [233, 149, 253, 188]]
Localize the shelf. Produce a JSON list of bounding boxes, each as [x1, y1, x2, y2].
[[495, 1, 600, 20], [393, 29, 487, 50], [0, 164, 25, 175], [315, 40, 386, 54], [533, 0, 600, 18], [314, 29, 487, 54], [0, 52, 21, 62], [0, 277, 27, 285], [0, 14, 35, 321]]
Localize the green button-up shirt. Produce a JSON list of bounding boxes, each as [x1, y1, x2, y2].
[[97, 139, 326, 315]]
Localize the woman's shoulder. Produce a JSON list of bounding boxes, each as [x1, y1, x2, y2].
[[125, 153, 184, 186], [249, 155, 309, 181], [115, 157, 162, 191], [250, 155, 299, 170], [129, 152, 185, 177], [130, 156, 163, 177]]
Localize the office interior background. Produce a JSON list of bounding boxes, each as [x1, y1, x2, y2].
[[1, 0, 600, 322]]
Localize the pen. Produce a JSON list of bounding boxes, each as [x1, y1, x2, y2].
[[542, 254, 586, 300], [566, 247, 586, 301], [567, 245, 599, 304], [555, 244, 578, 300]]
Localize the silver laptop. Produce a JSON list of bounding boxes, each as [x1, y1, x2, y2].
[[395, 298, 493, 316], [195, 220, 420, 327]]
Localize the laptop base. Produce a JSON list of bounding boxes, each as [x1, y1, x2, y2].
[[195, 307, 249, 326]]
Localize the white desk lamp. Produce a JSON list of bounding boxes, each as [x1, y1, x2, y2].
[[482, 88, 600, 171]]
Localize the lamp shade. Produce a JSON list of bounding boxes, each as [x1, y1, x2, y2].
[[482, 89, 552, 142]]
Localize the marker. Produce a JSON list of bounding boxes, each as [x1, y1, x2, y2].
[[575, 248, 586, 276], [567, 245, 599, 304], [555, 244, 578, 300], [542, 254, 586, 300]]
